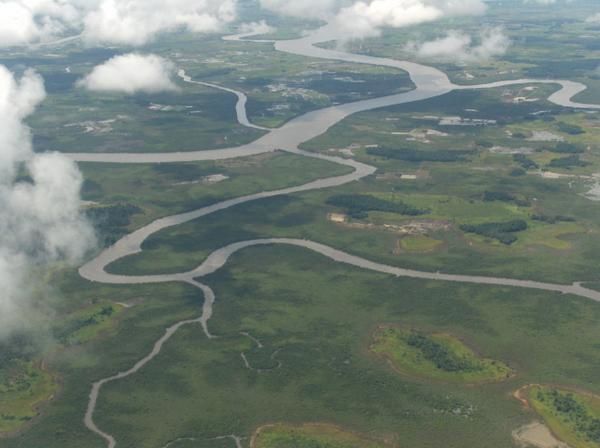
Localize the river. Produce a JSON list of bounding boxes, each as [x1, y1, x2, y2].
[[77, 25, 600, 447]]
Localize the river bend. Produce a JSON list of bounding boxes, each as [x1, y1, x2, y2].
[[77, 26, 600, 447]]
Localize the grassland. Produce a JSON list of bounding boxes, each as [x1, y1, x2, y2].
[[106, 158, 600, 283], [0, 275, 209, 448], [80, 151, 352, 241], [251, 423, 394, 448], [54, 303, 125, 346], [97, 85, 600, 281], [397, 235, 443, 253], [2, 2, 600, 446], [525, 385, 600, 448], [371, 326, 513, 383], [0, 362, 56, 435], [3, 24, 412, 153], [32, 244, 598, 448], [28, 78, 266, 154]]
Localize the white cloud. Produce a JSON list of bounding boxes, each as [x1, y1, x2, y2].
[[78, 53, 178, 94], [0, 0, 80, 47], [82, 0, 237, 46], [586, 13, 600, 23], [0, 65, 95, 339], [259, 0, 343, 20], [334, 0, 486, 39], [405, 27, 510, 62], [0, 0, 238, 47], [239, 20, 275, 36], [261, 0, 487, 40]]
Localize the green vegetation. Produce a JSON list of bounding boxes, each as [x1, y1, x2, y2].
[[4, 2, 600, 447], [327, 194, 428, 219], [109, 171, 595, 281], [513, 154, 539, 170], [5, 244, 600, 447], [527, 386, 600, 448], [460, 220, 528, 245], [548, 155, 589, 169], [398, 235, 443, 253], [367, 147, 470, 162], [80, 152, 353, 230], [483, 191, 517, 203], [557, 122, 585, 135], [55, 303, 124, 346], [0, 357, 56, 435], [85, 203, 143, 247], [549, 142, 585, 154], [531, 214, 576, 224], [252, 423, 391, 448], [371, 326, 512, 383], [482, 190, 529, 206]]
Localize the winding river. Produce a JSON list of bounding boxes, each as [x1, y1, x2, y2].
[[75, 25, 600, 448]]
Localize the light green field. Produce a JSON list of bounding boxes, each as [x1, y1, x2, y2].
[[398, 235, 443, 253], [371, 327, 513, 383], [56, 303, 125, 346], [0, 362, 57, 435], [526, 385, 600, 448], [252, 423, 393, 448]]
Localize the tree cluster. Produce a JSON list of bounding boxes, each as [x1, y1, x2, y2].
[[406, 332, 480, 373], [540, 389, 600, 443], [460, 219, 528, 245], [327, 194, 428, 219], [86, 203, 143, 246], [513, 154, 538, 170]]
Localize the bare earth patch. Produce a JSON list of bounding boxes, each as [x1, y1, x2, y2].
[[327, 215, 451, 236], [513, 422, 571, 448]]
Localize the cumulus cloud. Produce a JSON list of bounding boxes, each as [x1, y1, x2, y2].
[[261, 0, 486, 40], [333, 0, 486, 39], [0, 0, 81, 47], [405, 27, 510, 62], [0, 65, 95, 339], [0, 0, 237, 47], [78, 53, 178, 94], [82, 0, 237, 46]]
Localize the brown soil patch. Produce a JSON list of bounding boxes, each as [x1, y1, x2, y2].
[[512, 422, 571, 448]]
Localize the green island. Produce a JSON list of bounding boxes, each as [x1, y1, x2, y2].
[[525, 385, 600, 448], [0, 360, 56, 434], [251, 423, 394, 448], [55, 302, 125, 346], [371, 326, 513, 383]]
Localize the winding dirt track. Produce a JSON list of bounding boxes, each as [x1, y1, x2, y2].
[[75, 26, 600, 447]]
